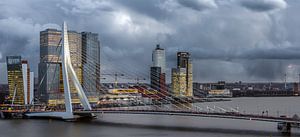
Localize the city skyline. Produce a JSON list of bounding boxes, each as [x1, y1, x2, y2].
[[0, 1, 300, 136], [1, 0, 300, 83]]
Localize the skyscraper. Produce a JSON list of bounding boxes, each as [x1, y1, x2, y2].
[[21, 60, 34, 104], [39, 29, 62, 103], [82, 32, 101, 97], [7, 56, 34, 104], [150, 44, 167, 97], [39, 28, 100, 104], [67, 31, 83, 102], [39, 29, 83, 104], [7, 56, 23, 104], [150, 66, 161, 89], [172, 52, 193, 97], [172, 68, 187, 96], [152, 44, 166, 73]]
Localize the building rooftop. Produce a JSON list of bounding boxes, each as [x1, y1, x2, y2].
[[155, 44, 164, 50]]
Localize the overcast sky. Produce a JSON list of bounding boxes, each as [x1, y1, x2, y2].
[[1, 0, 300, 84]]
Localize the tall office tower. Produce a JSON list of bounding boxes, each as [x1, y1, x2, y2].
[[152, 44, 166, 73], [150, 66, 161, 89], [39, 28, 101, 104], [39, 29, 82, 104], [82, 32, 100, 96], [7, 56, 34, 104], [150, 44, 167, 97], [171, 68, 187, 96], [7, 56, 24, 104], [171, 52, 193, 97], [67, 31, 83, 101], [39, 29, 62, 103]]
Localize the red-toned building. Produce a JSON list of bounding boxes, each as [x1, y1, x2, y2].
[[132, 85, 160, 99]]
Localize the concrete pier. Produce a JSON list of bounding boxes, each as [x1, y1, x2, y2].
[[277, 122, 291, 134]]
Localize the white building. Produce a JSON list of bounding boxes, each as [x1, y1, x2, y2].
[[21, 61, 34, 105], [152, 44, 166, 73]]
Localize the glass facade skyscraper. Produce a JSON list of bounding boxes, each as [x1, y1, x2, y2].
[[39, 29, 83, 104], [39, 29, 62, 103], [150, 66, 161, 90], [38, 29, 100, 104], [7, 56, 34, 104], [172, 52, 193, 97], [82, 32, 100, 98], [7, 56, 24, 104], [150, 45, 167, 97], [67, 31, 83, 102]]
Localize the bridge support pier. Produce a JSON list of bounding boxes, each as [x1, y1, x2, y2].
[[277, 122, 291, 134], [74, 113, 97, 120]]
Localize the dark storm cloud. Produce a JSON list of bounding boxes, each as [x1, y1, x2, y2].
[[239, 47, 300, 60], [186, 47, 300, 60], [0, 0, 299, 83], [0, 16, 60, 65], [177, 0, 217, 11], [239, 0, 287, 12], [112, 0, 168, 20], [242, 60, 285, 80]]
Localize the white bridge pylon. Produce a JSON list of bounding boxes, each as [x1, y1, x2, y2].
[[62, 21, 92, 116], [26, 22, 92, 120]]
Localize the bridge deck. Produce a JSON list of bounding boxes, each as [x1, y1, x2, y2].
[[73, 109, 300, 124], [3, 107, 300, 124]]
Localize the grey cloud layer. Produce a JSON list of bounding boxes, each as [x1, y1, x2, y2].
[[0, 0, 299, 83], [177, 0, 218, 11], [239, 0, 287, 12]]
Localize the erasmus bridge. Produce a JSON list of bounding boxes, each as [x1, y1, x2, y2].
[[1, 22, 300, 134]]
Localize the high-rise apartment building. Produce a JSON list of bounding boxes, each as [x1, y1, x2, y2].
[[39, 29, 100, 104], [171, 52, 193, 97], [7, 56, 34, 104], [150, 45, 167, 97], [82, 32, 100, 97]]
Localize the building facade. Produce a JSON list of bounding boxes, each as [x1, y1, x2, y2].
[[7, 56, 34, 105], [39, 29, 100, 105], [7, 56, 24, 104], [152, 44, 166, 73], [150, 45, 167, 97], [39, 29, 83, 104], [82, 32, 100, 97], [68, 31, 83, 102], [39, 29, 62, 103], [21, 60, 34, 104], [171, 68, 187, 96], [0, 84, 9, 104], [171, 52, 193, 97], [150, 66, 161, 90]]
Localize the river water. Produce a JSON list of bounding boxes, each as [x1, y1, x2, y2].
[[0, 97, 300, 137]]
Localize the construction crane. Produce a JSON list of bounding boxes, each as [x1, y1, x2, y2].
[[101, 73, 125, 88]]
